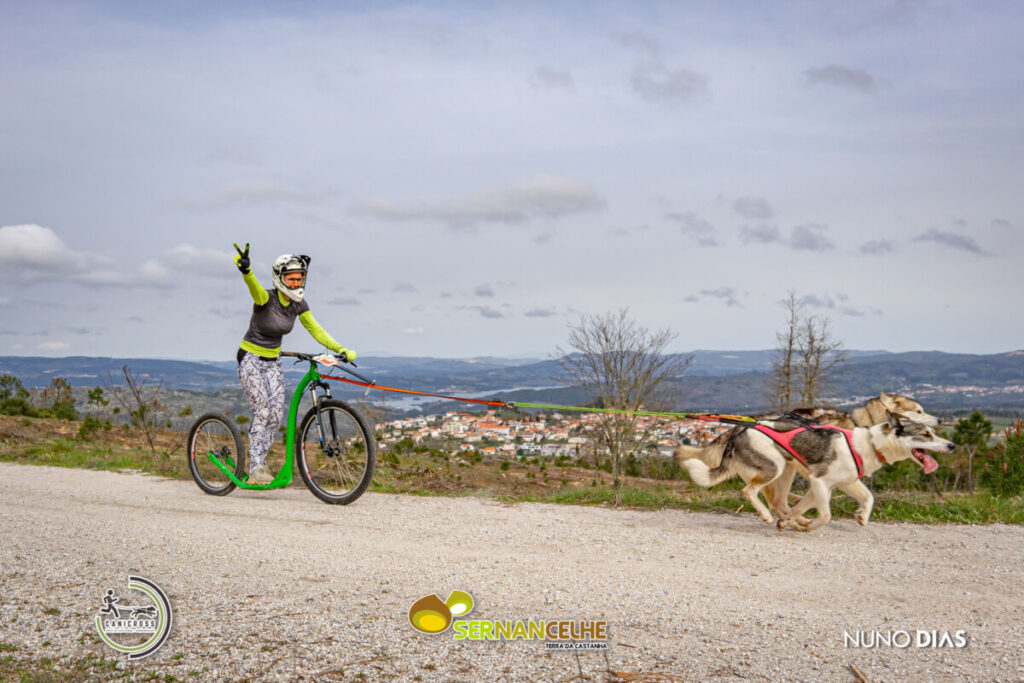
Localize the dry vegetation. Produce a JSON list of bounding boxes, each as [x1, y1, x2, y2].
[[3, 415, 1021, 523], [0, 415, 736, 510]]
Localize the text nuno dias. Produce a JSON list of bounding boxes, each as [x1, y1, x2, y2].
[[844, 630, 968, 649]]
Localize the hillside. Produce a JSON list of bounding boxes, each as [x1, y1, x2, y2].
[[3, 349, 1024, 416]]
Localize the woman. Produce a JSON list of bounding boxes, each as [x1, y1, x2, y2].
[[232, 243, 356, 485]]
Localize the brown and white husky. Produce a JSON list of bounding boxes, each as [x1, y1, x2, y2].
[[676, 413, 954, 531]]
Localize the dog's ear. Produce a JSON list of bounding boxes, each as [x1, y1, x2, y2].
[[886, 410, 900, 430]]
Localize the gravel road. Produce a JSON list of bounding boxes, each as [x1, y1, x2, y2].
[[1, 462, 1022, 682]]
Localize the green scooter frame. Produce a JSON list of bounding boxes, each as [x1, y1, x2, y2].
[[208, 360, 320, 489], [187, 351, 376, 504]]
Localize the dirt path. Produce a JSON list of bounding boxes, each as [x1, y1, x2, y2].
[[1, 462, 1021, 681]]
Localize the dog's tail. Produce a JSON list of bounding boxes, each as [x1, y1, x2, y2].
[[673, 432, 729, 468], [675, 439, 736, 488]]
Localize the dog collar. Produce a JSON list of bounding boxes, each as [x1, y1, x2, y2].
[[875, 449, 886, 463]]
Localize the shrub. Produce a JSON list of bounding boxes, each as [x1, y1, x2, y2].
[[1, 397, 38, 417], [0, 375, 38, 417], [981, 419, 1024, 497], [39, 377, 78, 421], [0, 374, 30, 402], [870, 459, 927, 491], [78, 414, 104, 440]]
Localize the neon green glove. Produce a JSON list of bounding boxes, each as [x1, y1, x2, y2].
[[337, 348, 357, 363]]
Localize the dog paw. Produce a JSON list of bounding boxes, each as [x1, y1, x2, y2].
[[856, 514, 869, 527], [787, 517, 810, 530]]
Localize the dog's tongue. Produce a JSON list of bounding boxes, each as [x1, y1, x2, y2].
[[920, 452, 939, 474]]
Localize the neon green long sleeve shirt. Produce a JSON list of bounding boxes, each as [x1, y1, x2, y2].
[[238, 270, 347, 358]]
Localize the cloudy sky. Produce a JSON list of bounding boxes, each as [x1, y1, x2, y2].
[[2, 1, 1021, 361]]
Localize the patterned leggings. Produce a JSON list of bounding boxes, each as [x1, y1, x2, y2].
[[237, 352, 286, 470]]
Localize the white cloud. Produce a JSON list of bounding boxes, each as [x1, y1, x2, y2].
[[804, 65, 878, 93], [665, 211, 717, 247], [860, 239, 895, 255], [739, 224, 782, 245], [161, 243, 235, 272], [731, 197, 775, 220], [0, 225, 233, 290], [0, 224, 120, 283], [465, 305, 504, 319], [913, 229, 986, 255], [0, 224, 81, 274], [0, 227, 235, 289], [204, 147, 262, 166], [790, 223, 834, 252], [182, 179, 338, 210], [618, 31, 709, 104], [530, 66, 575, 92], [801, 292, 869, 317], [326, 297, 360, 306], [353, 175, 605, 230], [39, 341, 69, 352], [137, 244, 236, 286], [76, 270, 134, 286], [631, 64, 709, 103], [739, 223, 833, 251], [685, 287, 743, 308]]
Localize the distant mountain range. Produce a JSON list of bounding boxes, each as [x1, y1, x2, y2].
[[3, 349, 1024, 415]]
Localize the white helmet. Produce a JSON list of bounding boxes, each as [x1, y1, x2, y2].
[[271, 254, 311, 303]]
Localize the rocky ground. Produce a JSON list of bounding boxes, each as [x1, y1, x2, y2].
[[1, 462, 1022, 682]]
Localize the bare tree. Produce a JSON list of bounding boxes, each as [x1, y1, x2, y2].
[[104, 365, 168, 458], [797, 315, 847, 407], [768, 291, 847, 411], [768, 291, 801, 412], [556, 308, 691, 504]]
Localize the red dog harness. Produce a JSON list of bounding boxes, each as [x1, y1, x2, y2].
[[752, 423, 867, 478]]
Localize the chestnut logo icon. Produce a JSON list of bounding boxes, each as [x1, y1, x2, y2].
[[408, 590, 474, 634]]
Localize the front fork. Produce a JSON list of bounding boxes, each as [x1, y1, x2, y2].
[[307, 380, 337, 454]]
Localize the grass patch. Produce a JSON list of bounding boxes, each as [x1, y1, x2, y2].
[[2, 443, 185, 479], [506, 484, 1024, 524], [519, 485, 751, 515], [0, 651, 174, 681], [2, 415, 1023, 525], [832, 491, 1024, 524]]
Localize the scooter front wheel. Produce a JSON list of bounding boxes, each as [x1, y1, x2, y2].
[[296, 400, 376, 505]]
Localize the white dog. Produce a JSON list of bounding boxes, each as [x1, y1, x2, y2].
[[677, 413, 954, 531]]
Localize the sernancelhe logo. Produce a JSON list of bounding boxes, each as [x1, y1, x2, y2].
[[408, 589, 608, 650], [95, 575, 173, 660], [408, 590, 475, 633]]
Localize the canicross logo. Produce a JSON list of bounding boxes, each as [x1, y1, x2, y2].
[[94, 575, 173, 659]]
